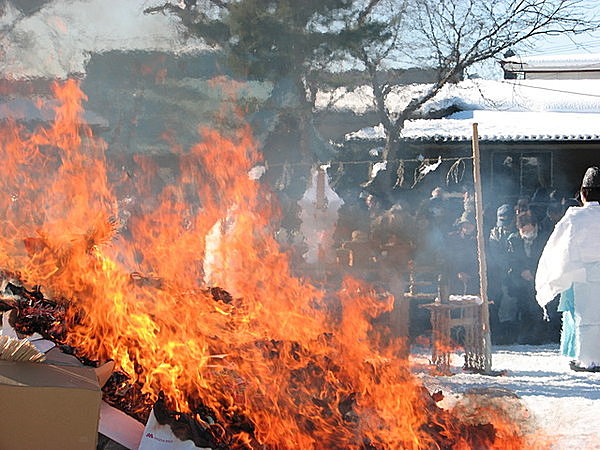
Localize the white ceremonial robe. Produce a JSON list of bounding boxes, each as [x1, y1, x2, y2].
[[535, 202, 600, 368]]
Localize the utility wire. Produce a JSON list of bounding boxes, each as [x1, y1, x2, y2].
[[528, 40, 600, 54]]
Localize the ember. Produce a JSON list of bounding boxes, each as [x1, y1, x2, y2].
[[0, 80, 535, 448]]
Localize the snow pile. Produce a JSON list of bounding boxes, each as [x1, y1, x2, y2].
[[315, 85, 376, 115]]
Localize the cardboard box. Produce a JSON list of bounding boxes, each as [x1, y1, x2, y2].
[[0, 360, 101, 450]]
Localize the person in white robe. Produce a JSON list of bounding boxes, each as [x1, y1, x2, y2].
[[535, 166, 600, 371]]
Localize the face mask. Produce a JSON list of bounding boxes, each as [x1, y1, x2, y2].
[[521, 230, 537, 240]]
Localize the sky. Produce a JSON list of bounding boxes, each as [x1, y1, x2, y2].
[[522, 1, 600, 57]]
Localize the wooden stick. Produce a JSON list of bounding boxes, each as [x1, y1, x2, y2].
[[472, 123, 492, 372], [316, 166, 326, 210]]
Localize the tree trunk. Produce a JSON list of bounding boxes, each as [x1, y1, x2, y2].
[[261, 76, 333, 197], [382, 122, 402, 163]]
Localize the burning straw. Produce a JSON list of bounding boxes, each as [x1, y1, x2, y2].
[[0, 80, 537, 448]]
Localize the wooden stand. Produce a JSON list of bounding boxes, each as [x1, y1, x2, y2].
[[421, 297, 484, 373]]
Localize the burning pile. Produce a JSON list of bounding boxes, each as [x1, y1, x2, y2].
[[0, 80, 533, 448]]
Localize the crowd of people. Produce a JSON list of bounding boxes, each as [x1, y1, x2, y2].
[[331, 183, 581, 346]]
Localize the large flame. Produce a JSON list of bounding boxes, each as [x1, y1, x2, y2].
[[0, 80, 537, 448]]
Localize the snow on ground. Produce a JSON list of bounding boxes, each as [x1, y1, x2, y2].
[[412, 344, 600, 449]]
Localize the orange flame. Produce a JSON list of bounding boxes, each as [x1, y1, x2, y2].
[[0, 80, 542, 448]]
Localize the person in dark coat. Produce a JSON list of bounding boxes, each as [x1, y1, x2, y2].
[[539, 202, 565, 234], [489, 204, 516, 251], [487, 203, 516, 344], [506, 212, 551, 344], [417, 187, 455, 234], [444, 216, 479, 295]]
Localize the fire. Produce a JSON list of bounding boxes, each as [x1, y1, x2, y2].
[[0, 80, 540, 448]]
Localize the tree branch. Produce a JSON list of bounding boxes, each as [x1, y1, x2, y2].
[[357, 0, 384, 25]]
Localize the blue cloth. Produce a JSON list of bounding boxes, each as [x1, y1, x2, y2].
[[558, 286, 576, 358]]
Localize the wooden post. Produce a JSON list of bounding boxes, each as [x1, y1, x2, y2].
[[315, 166, 326, 265], [471, 123, 492, 372], [315, 166, 326, 210]]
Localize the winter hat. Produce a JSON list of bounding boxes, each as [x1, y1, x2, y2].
[[581, 166, 600, 188], [496, 203, 514, 227]]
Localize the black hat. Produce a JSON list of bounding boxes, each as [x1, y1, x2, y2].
[[581, 166, 600, 188]]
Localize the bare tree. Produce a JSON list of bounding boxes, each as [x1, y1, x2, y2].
[[353, 0, 599, 167], [147, 0, 597, 185]]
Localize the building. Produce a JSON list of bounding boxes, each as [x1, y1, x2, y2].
[[335, 75, 600, 209], [500, 53, 600, 80]]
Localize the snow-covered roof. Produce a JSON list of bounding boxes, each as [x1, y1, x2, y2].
[[408, 110, 600, 141], [318, 78, 600, 116], [501, 53, 600, 72], [334, 78, 600, 142], [347, 110, 600, 142]]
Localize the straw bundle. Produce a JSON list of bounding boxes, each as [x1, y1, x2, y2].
[[0, 335, 46, 362]]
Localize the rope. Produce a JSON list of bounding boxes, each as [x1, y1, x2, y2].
[[263, 155, 474, 168]]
